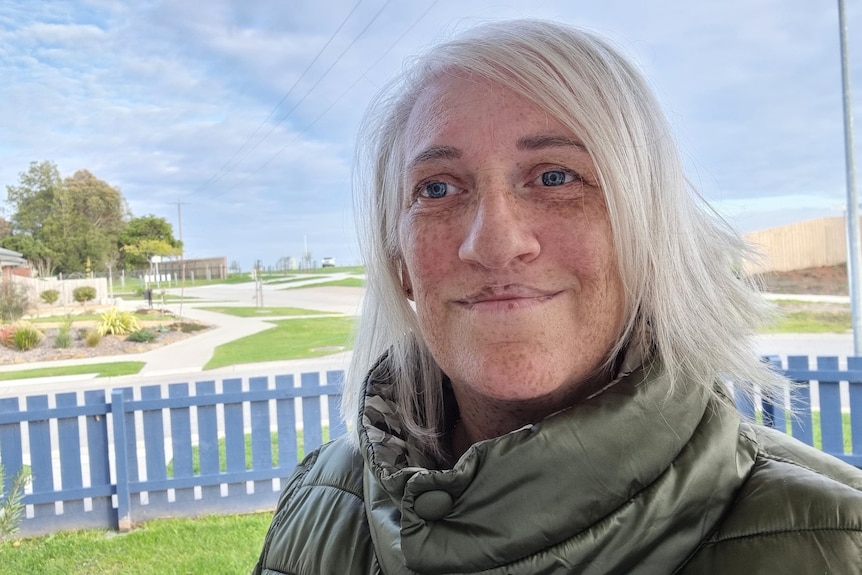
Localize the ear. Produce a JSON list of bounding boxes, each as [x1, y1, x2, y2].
[[400, 265, 414, 301]]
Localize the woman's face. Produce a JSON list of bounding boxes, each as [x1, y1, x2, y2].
[[398, 75, 624, 404]]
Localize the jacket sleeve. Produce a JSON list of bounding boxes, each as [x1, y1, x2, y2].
[[252, 438, 379, 575]]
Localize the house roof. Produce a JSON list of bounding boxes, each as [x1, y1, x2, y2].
[[0, 247, 27, 267]]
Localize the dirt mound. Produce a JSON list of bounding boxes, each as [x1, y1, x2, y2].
[[752, 265, 848, 296]]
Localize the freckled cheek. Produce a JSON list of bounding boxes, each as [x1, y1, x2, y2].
[[400, 220, 462, 294]]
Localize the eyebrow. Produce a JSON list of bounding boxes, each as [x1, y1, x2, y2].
[[517, 134, 587, 152], [406, 135, 587, 170], [406, 145, 461, 169]]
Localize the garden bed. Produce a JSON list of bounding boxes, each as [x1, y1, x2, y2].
[[0, 309, 210, 365]]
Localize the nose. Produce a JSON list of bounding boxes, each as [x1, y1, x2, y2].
[[458, 189, 540, 268]]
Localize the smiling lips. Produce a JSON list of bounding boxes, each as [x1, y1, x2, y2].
[[456, 285, 561, 311]]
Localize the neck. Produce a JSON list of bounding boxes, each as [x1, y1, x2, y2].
[[448, 368, 615, 460]]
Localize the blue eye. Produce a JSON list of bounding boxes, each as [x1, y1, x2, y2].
[[422, 181, 449, 198], [541, 170, 571, 186]]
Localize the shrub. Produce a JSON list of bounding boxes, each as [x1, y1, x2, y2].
[[54, 330, 73, 349], [0, 324, 16, 348], [39, 289, 60, 305], [0, 282, 30, 322], [0, 463, 29, 539], [13, 323, 43, 351], [98, 307, 141, 336], [84, 329, 101, 347], [72, 285, 97, 305], [54, 315, 74, 349], [127, 329, 156, 343], [172, 322, 207, 333]]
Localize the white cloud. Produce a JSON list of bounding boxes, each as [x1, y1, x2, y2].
[[0, 0, 860, 269]]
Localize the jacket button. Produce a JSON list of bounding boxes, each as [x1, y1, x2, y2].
[[413, 490, 454, 521]]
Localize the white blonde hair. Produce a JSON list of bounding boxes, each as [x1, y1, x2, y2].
[[345, 19, 781, 458]]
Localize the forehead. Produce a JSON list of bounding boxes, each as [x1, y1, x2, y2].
[[402, 74, 574, 154]]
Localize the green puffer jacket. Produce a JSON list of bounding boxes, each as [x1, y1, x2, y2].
[[253, 358, 862, 574]]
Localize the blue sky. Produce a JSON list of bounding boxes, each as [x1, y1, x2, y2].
[[1, 0, 860, 270]]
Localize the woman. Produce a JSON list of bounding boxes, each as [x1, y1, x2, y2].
[[254, 20, 862, 574]]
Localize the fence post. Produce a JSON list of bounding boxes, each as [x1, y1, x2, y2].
[[111, 389, 132, 532], [787, 355, 815, 446], [327, 370, 346, 439]]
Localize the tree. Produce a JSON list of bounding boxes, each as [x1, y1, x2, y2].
[[4, 161, 63, 275], [122, 239, 182, 280], [4, 163, 130, 275], [0, 216, 12, 240], [0, 281, 30, 321], [118, 215, 181, 270], [0, 234, 57, 277], [6, 160, 61, 238], [45, 170, 129, 273]]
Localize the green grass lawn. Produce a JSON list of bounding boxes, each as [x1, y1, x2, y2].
[[759, 299, 851, 334], [204, 316, 356, 369], [760, 311, 851, 334], [198, 306, 328, 318], [0, 512, 271, 574], [282, 277, 364, 289], [0, 362, 145, 381], [316, 265, 364, 274]]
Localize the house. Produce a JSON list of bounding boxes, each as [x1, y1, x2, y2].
[[0, 246, 29, 280]]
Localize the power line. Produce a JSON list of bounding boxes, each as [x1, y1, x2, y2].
[[202, 0, 394, 201], [190, 1, 365, 196], [210, 0, 437, 200]]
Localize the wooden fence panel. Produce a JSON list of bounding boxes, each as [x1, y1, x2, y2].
[[195, 380, 220, 503], [0, 397, 24, 501], [249, 376, 273, 498], [328, 370, 346, 439], [816, 356, 846, 456], [56, 392, 85, 520], [301, 372, 323, 455], [849, 357, 862, 461], [168, 383, 195, 507], [26, 395, 55, 525], [275, 375, 298, 469], [786, 356, 815, 446], [222, 378, 246, 500], [139, 385, 168, 520], [84, 389, 114, 528]]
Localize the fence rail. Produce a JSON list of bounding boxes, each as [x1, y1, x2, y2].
[[1, 358, 861, 537], [0, 370, 344, 536]]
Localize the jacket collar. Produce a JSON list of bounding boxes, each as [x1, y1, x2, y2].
[[359, 358, 755, 574]]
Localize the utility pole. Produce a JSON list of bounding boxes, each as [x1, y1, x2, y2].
[[176, 200, 187, 318], [838, 0, 861, 354], [176, 201, 186, 281], [254, 260, 264, 307]]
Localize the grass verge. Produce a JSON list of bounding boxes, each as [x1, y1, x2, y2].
[[283, 277, 364, 289], [759, 300, 851, 333], [204, 316, 356, 370], [199, 306, 327, 318], [0, 362, 145, 381], [0, 512, 271, 574]]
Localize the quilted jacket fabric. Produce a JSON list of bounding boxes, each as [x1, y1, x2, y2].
[[253, 358, 862, 574]]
